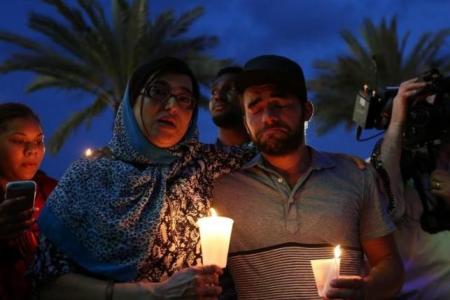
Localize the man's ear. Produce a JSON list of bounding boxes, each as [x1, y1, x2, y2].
[[303, 100, 314, 121]]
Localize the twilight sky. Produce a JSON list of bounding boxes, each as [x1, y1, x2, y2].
[[0, 0, 449, 179]]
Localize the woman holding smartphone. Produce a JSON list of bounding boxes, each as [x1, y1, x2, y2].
[[0, 102, 57, 300]]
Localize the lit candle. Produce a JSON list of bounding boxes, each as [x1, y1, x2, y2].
[[334, 245, 341, 279], [84, 148, 93, 157], [311, 245, 342, 297], [197, 208, 234, 268]]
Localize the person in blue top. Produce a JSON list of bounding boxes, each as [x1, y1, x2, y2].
[[32, 57, 254, 300]]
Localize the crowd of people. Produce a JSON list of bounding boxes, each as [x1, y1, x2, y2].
[[0, 54, 448, 300]]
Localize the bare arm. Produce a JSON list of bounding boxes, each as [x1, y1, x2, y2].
[[361, 234, 404, 299], [40, 266, 222, 300], [379, 78, 428, 220]]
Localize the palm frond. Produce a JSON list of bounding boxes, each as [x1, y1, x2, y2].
[[28, 13, 89, 61], [0, 31, 49, 53], [26, 75, 116, 105], [0, 53, 98, 85], [42, 0, 87, 32], [310, 16, 450, 135], [47, 95, 109, 154], [169, 6, 204, 37], [0, 0, 228, 152]]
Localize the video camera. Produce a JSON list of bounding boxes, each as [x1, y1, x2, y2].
[[353, 69, 450, 233], [353, 69, 450, 150]]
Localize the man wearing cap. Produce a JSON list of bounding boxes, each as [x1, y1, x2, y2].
[[212, 55, 404, 299], [209, 66, 250, 146]]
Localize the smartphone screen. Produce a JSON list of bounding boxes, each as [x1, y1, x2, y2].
[[5, 180, 36, 210]]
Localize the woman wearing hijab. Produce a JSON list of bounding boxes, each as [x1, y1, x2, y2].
[[32, 58, 253, 299]]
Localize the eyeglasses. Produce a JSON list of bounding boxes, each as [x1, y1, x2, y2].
[[141, 81, 196, 110]]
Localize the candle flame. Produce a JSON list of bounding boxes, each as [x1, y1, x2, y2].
[[334, 245, 341, 259], [210, 208, 217, 217], [84, 148, 93, 157]]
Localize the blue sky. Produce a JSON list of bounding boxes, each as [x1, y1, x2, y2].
[[0, 0, 449, 178]]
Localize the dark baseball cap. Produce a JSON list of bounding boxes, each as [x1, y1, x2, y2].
[[236, 55, 307, 100]]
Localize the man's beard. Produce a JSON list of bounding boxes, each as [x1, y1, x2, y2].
[[212, 109, 243, 129], [253, 122, 304, 155]]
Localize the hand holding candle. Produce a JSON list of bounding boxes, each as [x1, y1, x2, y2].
[[197, 208, 234, 268], [311, 245, 341, 297]]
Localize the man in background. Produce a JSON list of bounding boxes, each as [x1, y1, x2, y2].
[[209, 67, 250, 146]]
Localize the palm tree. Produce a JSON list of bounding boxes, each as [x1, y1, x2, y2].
[[309, 16, 450, 135], [0, 0, 229, 153]]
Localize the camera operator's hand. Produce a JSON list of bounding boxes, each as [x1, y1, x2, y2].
[[390, 78, 428, 126], [430, 169, 450, 204]]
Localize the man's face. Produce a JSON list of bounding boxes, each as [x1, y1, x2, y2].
[[242, 84, 312, 155], [209, 74, 243, 128]]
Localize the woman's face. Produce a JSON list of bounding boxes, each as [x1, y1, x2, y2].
[[133, 72, 195, 148], [0, 117, 45, 182]]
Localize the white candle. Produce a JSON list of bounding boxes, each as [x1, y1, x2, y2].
[[334, 245, 341, 279], [311, 245, 342, 297], [197, 208, 234, 268]]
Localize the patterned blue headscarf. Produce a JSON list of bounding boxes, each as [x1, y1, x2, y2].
[[38, 58, 203, 281]]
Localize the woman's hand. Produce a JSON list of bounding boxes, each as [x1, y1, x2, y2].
[[0, 196, 35, 240], [145, 265, 223, 300]]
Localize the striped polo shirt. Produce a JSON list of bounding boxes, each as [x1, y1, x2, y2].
[[213, 147, 395, 299]]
